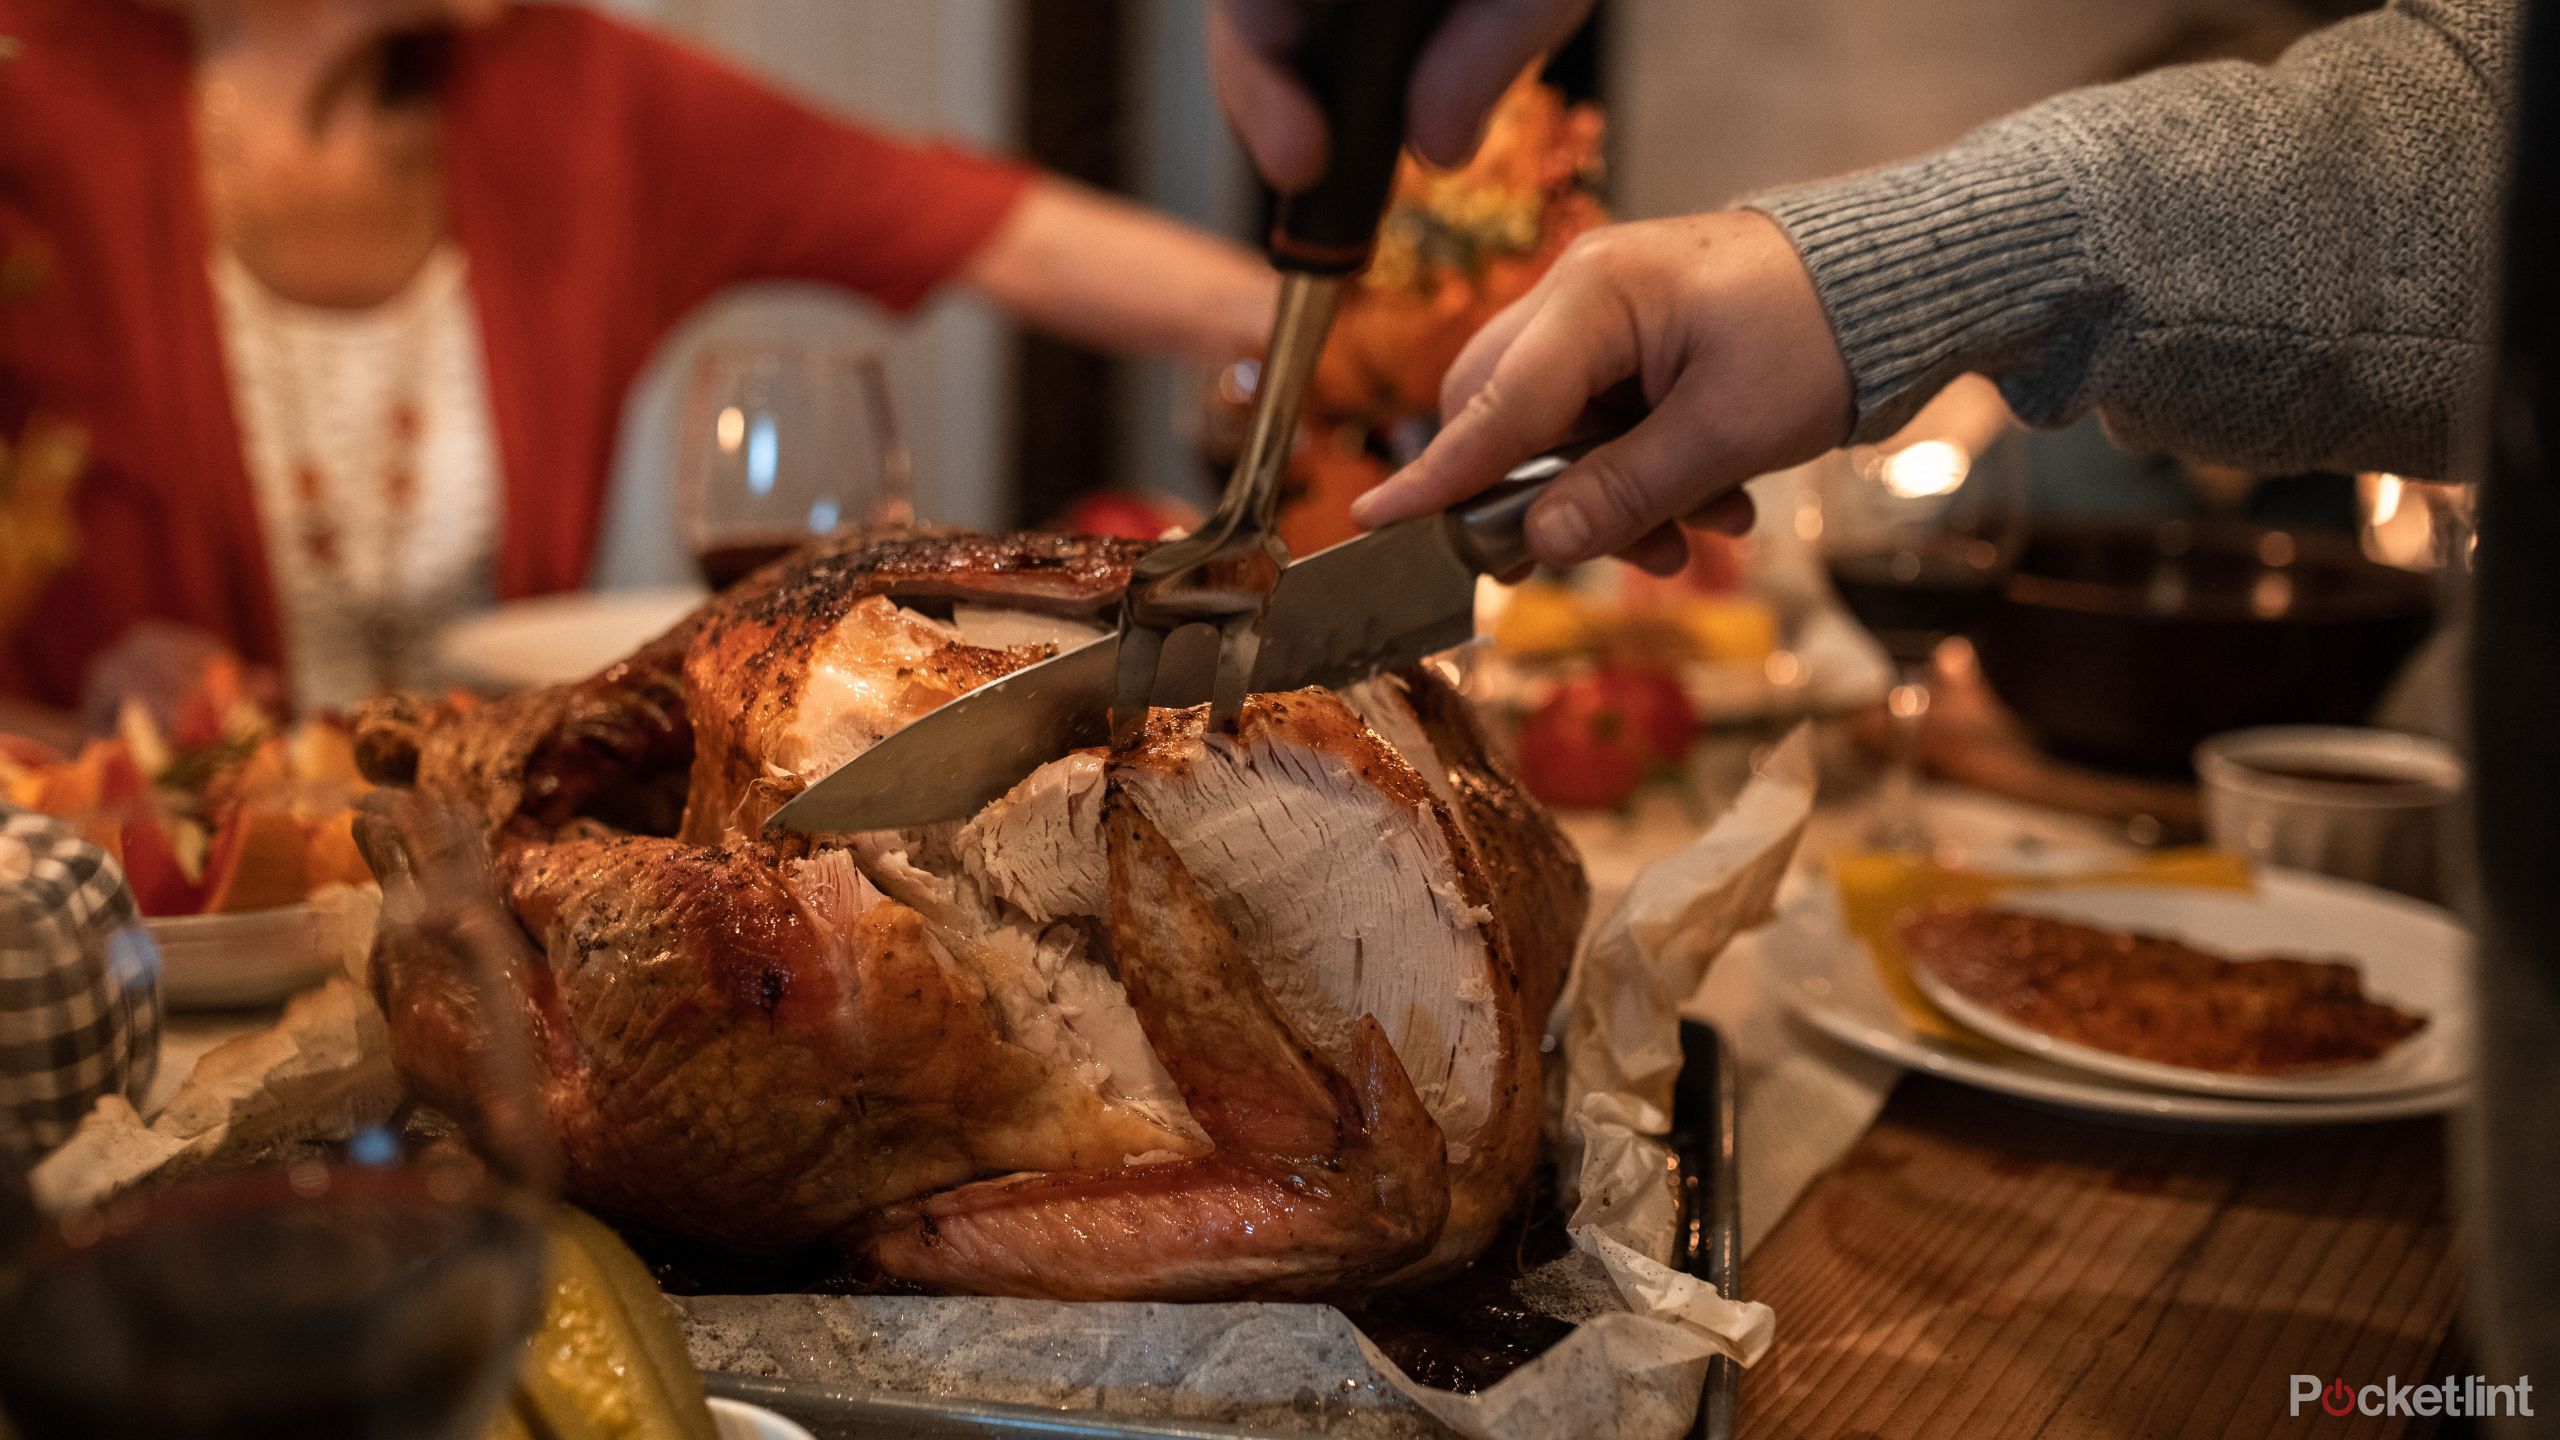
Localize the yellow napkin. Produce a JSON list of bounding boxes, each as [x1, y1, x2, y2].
[[1830, 849, 2256, 1049]]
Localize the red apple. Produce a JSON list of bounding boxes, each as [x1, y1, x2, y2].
[[120, 810, 206, 917], [1514, 667, 1696, 811], [1603, 666, 1698, 764], [1517, 681, 1645, 811], [1054, 492, 1191, 541]]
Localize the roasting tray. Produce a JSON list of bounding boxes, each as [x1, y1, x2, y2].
[[698, 1019, 1743, 1440]]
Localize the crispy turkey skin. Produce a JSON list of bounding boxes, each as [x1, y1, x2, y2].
[[354, 529, 1584, 1296]]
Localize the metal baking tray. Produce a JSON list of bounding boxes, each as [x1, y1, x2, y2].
[[702, 1020, 1742, 1440]]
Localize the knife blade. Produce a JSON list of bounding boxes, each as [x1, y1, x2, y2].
[[767, 439, 1613, 835]]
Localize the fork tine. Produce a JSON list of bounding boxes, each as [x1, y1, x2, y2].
[[1209, 616, 1265, 733], [1111, 620, 1168, 749]]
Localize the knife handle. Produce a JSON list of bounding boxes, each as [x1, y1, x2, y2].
[[1268, 0, 1457, 275], [1445, 430, 1621, 579]]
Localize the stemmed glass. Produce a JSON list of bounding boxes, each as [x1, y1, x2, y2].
[[0, 793, 557, 1440], [678, 343, 911, 590], [1812, 402, 2028, 854]]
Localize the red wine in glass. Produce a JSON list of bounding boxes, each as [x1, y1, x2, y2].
[[681, 345, 909, 592], [692, 536, 806, 590], [1811, 418, 2028, 855], [0, 1165, 544, 1440]]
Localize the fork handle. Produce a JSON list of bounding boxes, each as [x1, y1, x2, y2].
[[1269, 0, 1458, 274]]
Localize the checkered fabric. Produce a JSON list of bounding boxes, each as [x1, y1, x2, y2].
[[0, 805, 161, 1153]]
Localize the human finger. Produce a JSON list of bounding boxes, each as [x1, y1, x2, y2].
[[1621, 524, 1690, 577], [1351, 284, 1632, 527], [1209, 3, 1328, 192], [1683, 491, 1756, 538], [1522, 370, 1753, 566], [1434, 278, 1548, 421], [1407, 0, 1598, 166]]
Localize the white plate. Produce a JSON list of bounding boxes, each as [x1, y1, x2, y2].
[[1765, 867, 2473, 1128], [707, 1397, 818, 1440], [148, 903, 339, 1010], [1903, 879, 2463, 1099], [434, 587, 706, 693]]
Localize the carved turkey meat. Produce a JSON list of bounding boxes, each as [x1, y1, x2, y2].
[[355, 531, 1585, 1298]]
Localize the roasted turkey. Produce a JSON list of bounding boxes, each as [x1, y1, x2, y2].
[[354, 530, 1586, 1298]]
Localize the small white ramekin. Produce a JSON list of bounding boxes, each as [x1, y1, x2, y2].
[[2194, 725, 2465, 900]]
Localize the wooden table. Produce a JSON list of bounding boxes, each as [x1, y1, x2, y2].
[[1739, 1077, 2461, 1440]]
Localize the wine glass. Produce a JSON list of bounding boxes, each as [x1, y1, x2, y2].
[[1812, 397, 2029, 854], [0, 793, 558, 1440], [678, 343, 911, 590]]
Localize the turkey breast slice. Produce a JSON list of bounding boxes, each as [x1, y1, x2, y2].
[[955, 692, 1506, 1166], [765, 601, 1104, 818], [777, 595, 1049, 785], [1337, 674, 1461, 816], [852, 838, 1203, 1156], [933, 603, 1107, 652]]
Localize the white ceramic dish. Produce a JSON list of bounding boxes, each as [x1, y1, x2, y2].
[[707, 1397, 818, 1440], [1765, 867, 2473, 1127], [1903, 878, 2461, 1099], [2195, 725, 2464, 900], [147, 902, 340, 1010], [434, 587, 706, 693]]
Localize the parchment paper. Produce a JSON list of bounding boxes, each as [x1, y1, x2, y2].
[[31, 884, 398, 1213], [682, 728, 1818, 1440]]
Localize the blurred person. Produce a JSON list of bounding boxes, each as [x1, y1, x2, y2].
[[0, 0, 1280, 716]]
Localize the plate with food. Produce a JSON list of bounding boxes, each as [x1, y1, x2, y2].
[[2, 657, 378, 1008], [1765, 856, 2470, 1126], [1900, 878, 2457, 1099]]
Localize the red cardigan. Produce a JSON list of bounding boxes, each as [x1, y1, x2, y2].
[[0, 1, 1032, 706]]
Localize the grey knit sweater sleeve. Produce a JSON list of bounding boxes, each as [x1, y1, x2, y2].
[[1746, 0, 2517, 479]]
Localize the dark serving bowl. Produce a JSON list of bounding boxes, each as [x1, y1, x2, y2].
[[1971, 521, 2439, 775]]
